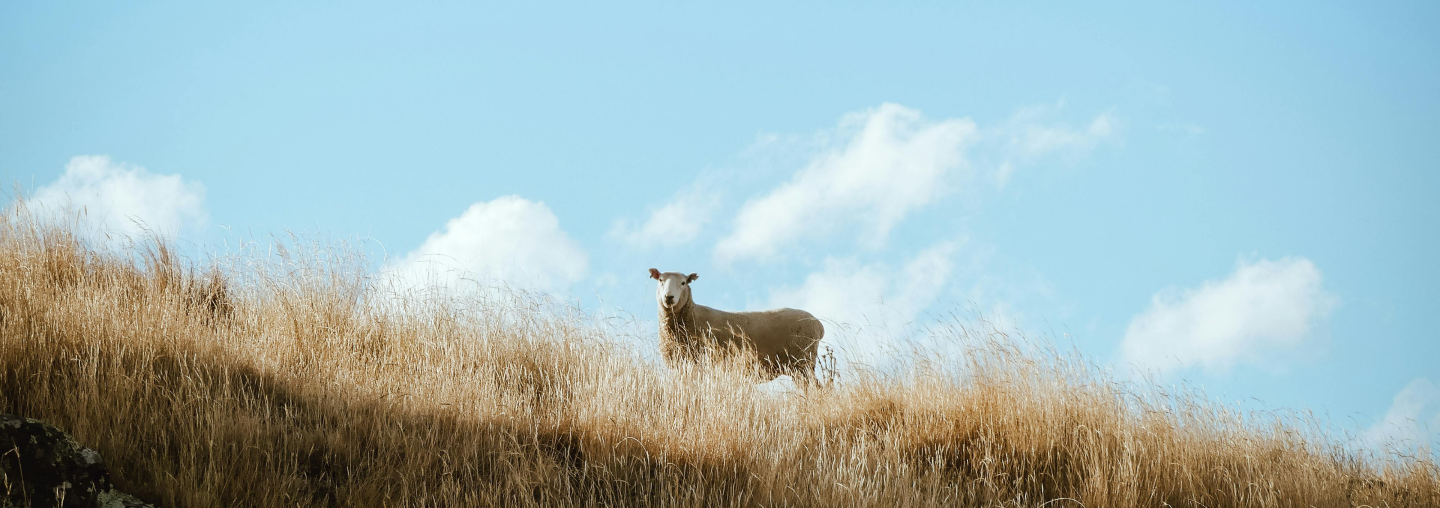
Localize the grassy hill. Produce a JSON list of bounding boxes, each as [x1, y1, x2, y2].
[[0, 208, 1434, 507]]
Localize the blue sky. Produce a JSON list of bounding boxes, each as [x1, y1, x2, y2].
[[3, 2, 1437, 451]]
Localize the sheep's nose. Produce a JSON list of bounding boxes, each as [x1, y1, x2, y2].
[[665, 295, 675, 304]]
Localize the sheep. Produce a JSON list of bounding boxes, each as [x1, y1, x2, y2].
[[649, 268, 824, 382]]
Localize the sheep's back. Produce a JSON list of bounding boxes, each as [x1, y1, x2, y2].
[[698, 306, 822, 358]]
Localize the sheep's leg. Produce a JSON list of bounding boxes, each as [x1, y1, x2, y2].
[[767, 352, 817, 389], [790, 367, 816, 391]]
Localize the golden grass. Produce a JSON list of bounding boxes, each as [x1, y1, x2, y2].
[[0, 206, 1435, 507]]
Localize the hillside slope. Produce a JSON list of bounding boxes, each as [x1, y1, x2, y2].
[[0, 209, 1434, 507]]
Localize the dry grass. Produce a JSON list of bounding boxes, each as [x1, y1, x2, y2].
[[0, 206, 1435, 507]]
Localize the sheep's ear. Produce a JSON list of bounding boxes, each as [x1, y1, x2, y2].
[[649, 268, 661, 280], [686, 273, 699, 283]]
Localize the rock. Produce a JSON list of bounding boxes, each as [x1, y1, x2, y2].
[[0, 414, 155, 508]]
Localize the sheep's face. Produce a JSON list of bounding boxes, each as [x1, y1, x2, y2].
[[649, 268, 698, 310]]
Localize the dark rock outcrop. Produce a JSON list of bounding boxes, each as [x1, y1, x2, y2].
[[0, 414, 154, 508]]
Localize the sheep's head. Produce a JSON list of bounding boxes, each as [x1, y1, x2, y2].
[[649, 268, 698, 311]]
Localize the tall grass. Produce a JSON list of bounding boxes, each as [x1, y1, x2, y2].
[[0, 206, 1434, 507]]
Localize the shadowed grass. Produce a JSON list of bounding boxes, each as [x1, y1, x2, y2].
[[0, 204, 1434, 507]]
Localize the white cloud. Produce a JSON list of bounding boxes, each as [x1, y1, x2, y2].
[[1364, 378, 1440, 455], [1120, 257, 1338, 374], [767, 241, 959, 364], [28, 155, 207, 237], [387, 195, 588, 294], [988, 103, 1118, 187], [711, 102, 1119, 263], [609, 183, 720, 249], [714, 103, 977, 264]]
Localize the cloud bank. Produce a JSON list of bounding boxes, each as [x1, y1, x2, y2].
[[389, 196, 588, 294], [1121, 257, 1338, 374], [28, 156, 207, 237], [714, 104, 977, 264], [710, 102, 1118, 264]]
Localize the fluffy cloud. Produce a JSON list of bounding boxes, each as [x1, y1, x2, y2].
[[711, 102, 1118, 264], [1364, 378, 1440, 455], [1120, 257, 1338, 374], [27, 156, 207, 237], [388, 196, 588, 293], [609, 183, 720, 249], [767, 241, 959, 363], [714, 104, 977, 264]]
